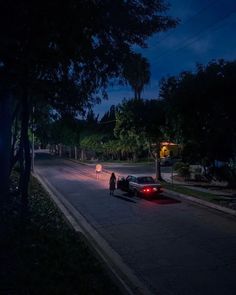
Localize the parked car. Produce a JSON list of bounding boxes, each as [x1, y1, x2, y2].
[[117, 174, 163, 198]]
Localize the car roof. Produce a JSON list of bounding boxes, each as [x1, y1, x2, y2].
[[128, 174, 154, 178]]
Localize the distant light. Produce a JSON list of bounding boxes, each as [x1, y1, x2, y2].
[[96, 164, 102, 172]]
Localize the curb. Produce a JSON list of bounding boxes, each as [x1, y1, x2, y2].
[[164, 188, 236, 217], [33, 170, 154, 295]]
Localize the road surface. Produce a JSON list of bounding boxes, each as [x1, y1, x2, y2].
[[35, 153, 236, 295]]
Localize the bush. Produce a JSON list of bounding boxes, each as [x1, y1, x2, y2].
[[209, 166, 236, 187], [174, 162, 190, 179], [1, 172, 120, 295], [173, 161, 186, 172], [178, 166, 190, 179]]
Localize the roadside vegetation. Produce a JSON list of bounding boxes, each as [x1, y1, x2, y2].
[[46, 60, 236, 187], [1, 1, 236, 290], [162, 181, 236, 211], [0, 172, 120, 295], [0, 0, 177, 207]]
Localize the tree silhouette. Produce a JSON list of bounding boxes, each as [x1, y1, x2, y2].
[[123, 53, 151, 99], [0, 0, 178, 202]]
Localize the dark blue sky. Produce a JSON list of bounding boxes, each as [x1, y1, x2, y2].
[[94, 0, 236, 116]]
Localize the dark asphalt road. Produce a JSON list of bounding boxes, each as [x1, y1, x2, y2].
[[35, 152, 236, 295]]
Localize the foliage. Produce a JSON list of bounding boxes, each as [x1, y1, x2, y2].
[[99, 105, 117, 134], [160, 59, 236, 165], [173, 161, 186, 172], [114, 99, 148, 157], [49, 114, 81, 146], [176, 164, 190, 179], [114, 98, 167, 178], [115, 98, 166, 153], [0, 0, 178, 108], [80, 134, 104, 154], [0, 0, 177, 200], [0, 171, 120, 294], [123, 53, 150, 99], [173, 161, 190, 179], [208, 166, 236, 187]]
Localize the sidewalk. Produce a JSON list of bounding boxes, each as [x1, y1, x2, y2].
[[162, 172, 236, 196], [161, 172, 236, 217]]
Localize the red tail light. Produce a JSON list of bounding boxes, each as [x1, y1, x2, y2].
[[142, 188, 152, 193], [141, 187, 159, 193]]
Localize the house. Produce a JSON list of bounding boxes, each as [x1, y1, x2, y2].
[[160, 141, 181, 159]]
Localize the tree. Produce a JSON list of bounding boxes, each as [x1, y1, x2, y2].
[[160, 59, 236, 167], [0, 0, 177, 202], [123, 53, 151, 99], [115, 98, 166, 179]]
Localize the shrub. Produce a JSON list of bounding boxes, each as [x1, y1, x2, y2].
[[178, 165, 190, 179], [173, 162, 190, 179], [173, 161, 186, 172], [209, 166, 236, 187]]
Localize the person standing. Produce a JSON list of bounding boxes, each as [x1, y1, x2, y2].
[[109, 172, 116, 196]]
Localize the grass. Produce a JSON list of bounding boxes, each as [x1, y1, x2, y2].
[[0, 172, 121, 295], [161, 182, 220, 202]]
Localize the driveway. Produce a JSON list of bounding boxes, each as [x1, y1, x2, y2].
[[35, 153, 236, 295]]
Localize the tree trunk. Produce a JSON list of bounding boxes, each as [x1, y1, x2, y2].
[[137, 90, 141, 100], [155, 158, 162, 181], [81, 149, 84, 161], [148, 141, 162, 182], [74, 146, 77, 160], [0, 93, 13, 199], [10, 108, 20, 172], [19, 96, 31, 211], [155, 142, 162, 181], [59, 144, 62, 157]]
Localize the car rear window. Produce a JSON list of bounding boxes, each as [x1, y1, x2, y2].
[[137, 177, 155, 184]]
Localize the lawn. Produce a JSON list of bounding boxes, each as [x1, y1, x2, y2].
[[162, 182, 219, 202]]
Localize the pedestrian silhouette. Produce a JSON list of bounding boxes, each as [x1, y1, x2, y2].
[[109, 172, 116, 196]]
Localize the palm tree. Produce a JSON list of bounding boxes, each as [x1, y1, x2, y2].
[[123, 53, 150, 99]]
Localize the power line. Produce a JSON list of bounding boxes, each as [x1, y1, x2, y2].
[[149, 0, 220, 50], [153, 8, 236, 63]]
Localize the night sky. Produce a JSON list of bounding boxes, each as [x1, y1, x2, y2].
[[94, 0, 236, 116]]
